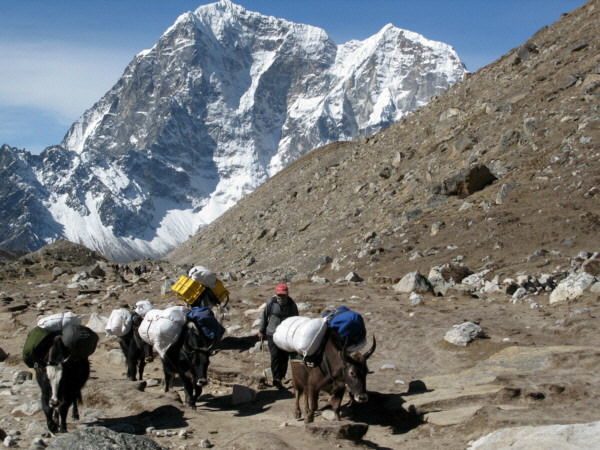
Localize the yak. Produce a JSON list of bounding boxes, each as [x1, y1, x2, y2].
[[35, 325, 97, 433], [291, 331, 375, 423], [119, 314, 153, 381], [161, 321, 217, 408]]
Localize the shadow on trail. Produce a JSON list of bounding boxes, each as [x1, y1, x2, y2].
[[94, 405, 187, 434], [219, 335, 260, 352], [349, 390, 425, 435], [200, 387, 294, 417]]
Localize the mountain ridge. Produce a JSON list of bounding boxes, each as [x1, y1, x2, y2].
[[0, 1, 465, 262]]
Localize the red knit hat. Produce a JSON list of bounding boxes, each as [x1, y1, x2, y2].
[[275, 284, 288, 295]]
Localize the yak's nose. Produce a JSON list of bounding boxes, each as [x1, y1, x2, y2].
[[197, 378, 208, 386], [356, 394, 368, 403], [49, 398, 58, 407]]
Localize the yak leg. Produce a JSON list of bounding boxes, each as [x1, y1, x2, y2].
[[41, 392, 58, 433], [164, 372, 174, 392], [71, 391, 81, 420], [293, 386, 302, 419], [306, 387, 319, 423], [138, 358, 146, 381], [58, 402, 70, 433], [330, 387, 345, 421], [181, 375, 196, 409]]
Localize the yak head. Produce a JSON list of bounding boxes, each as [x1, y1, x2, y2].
[[182, 322, 214, 387], [46, 336, 70, 407], [339, 336, 376, 404]]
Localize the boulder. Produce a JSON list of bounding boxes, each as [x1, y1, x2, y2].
[[108, 349, 127, 365], [444, 322, 484, 347], [428, 263, 472, 287], [549, 272, 596, 304], [0, 347, 7, 362], [232, 384, 256, 405], [47, 426, 163, 449], [469, 421, 600, 449], [345, 272, 363, 283], [436, 165, 497, 197], [11, 400, 42, 417], [12, 370, 32, 385], [393, 271, 432, 293], [87, 313, 109, 333], [306, 423, 368, 442]]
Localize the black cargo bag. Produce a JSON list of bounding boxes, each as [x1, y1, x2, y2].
[[61, 325, 99, 360]]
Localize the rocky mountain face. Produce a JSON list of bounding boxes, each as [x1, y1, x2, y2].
[[0, 0, 465, 262], [167, 0, 600, 289]]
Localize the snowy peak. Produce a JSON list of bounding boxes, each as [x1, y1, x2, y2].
[[3, 2, 466, 261]]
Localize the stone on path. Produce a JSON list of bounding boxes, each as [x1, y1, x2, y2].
[[306, 423, 368, 442], [48, 426, 162, 449], [549, 272, 596, 304], [232, 384, 256, 405], [444, 322, 483, 346], [393, 271, 432, 293], [468, 421, 600, 449]]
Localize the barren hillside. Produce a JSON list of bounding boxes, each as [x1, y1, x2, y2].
[[167, 0, 599, 286]]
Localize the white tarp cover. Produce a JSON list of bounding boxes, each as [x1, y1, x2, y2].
[[37, 312, 84, 332], [139, 306, 189, 358], [273, 316, 328, 357], [134, 300, 154, 318], [188, 266, 217, 288], [105, 308, 133, 337]]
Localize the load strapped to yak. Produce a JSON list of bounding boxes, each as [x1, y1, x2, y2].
[[171, 266, 229, 309], [23, 312, 97, 368], [139, 305, 226, 359], [273, 305, 367, 361]]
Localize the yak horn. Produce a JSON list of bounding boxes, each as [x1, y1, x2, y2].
[[363, 336, 376, 360]]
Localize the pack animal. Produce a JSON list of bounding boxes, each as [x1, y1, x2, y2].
[[119, 315, 153, 381], [162, 321, 217, 408], [291, 332, 375, 423], [35, 334, 92, 433]]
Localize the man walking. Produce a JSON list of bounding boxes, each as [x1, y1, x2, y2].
[[258, 284, 298, 389]]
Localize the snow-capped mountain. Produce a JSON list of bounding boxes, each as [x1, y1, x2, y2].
[[0, 0, 466, 262]]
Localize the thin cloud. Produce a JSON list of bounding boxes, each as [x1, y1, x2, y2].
[[0, 40, 137, 122]]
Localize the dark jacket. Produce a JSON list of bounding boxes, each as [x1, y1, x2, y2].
[[260, 296, 299, 336]]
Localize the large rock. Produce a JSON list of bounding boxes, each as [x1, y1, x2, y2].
[[428, 263, 472, 287], [48, 426, 163, 449], [469, 421, 600, 449], [232, 384, 256, 405], [108, 349, 127, 365], [393, 271, 433, 293], [549, 272, 596, 304], [444, 322, 484, 346], [306, 423, 369, 442], [436, 165, 497, 197], [86, 313, 109, 333]]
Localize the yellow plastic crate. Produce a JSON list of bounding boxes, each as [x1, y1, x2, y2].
[[171, 275, 205, 305], [212, 280, 229, 304]]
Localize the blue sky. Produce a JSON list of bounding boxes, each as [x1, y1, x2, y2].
[[0, 0, 586, 154]]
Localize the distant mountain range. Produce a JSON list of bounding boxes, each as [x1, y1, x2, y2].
[[0, 0, 466, 262]]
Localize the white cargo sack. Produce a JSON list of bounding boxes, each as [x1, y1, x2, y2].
[[273, 316, 328, 357], [105, 308, 133, 337], [139, 306, 189, 358], [188, 266, 217, 288], [37, 312, 84, 332], [134, 300, 154, 318]]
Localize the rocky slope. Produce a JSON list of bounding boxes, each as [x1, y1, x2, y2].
[[167, 0, 600, 291], [0, 0, 465, 262]]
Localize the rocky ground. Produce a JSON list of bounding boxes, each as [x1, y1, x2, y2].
[[1, 1, 599, 448], [0, 242, 599, 448]]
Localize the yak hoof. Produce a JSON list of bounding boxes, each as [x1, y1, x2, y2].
[[47, 420, 58, 434], [294, 411, 301, 420]]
